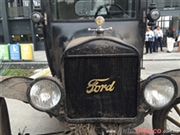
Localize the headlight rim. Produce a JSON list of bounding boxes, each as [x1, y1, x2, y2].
[[147, 9, 161, 22], [30, 11, 44, 23], [27, 76, 63, 112], [142, 74, 178, 110]]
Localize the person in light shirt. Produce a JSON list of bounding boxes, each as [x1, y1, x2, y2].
[[177, 34, 180, 52], [166, 27, 175, 53], [145, 27, 154, 54], [154, 26, 164, 52]]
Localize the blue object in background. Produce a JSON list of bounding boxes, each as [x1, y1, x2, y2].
[[9, 43, 21, 60]]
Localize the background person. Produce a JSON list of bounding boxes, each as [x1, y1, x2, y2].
[[177, 35, 180, 52], [153, 26, 157, 52], [145, 27, 154, 54], [154, 26, 164, 52], [166, 27, 175, 53]]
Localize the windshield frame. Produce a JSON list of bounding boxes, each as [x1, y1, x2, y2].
[[50, 0, 139, 22]]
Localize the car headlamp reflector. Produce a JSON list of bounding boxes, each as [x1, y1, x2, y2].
[[31, 12, 44, 23], [147, 9, 160, 21], [151, 10, 160, 20], [144, 75, 177, 109], [29, 79, 61, 111]]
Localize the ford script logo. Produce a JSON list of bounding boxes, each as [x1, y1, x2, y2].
[[86, 78, 116, 94]]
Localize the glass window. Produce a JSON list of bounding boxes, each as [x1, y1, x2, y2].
[[8, 0, 40, 18], [12, 34, 32, 43], [33, 0, 41, 7], [156, 16, 174, 36], [153, 0, 180, 8], [51, 0, 136, 20], [12, 34, 44, 43], [8, 0, 32, 18]]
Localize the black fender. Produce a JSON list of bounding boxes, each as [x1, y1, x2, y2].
[[161, 69, 180, 98], [151, 69, 180, 134], [0, 76, 33, 102], [0, 97, 11, 135]]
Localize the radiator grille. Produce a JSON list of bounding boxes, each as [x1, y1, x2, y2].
[[64, 55, 139, 119]]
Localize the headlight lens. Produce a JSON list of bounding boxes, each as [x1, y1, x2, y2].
[[31, 12, 43, 23], [144, 75, 177, 109], [29, 79, 61, 111], [150, 9, 160, 20], [147, 9, 160, 22]]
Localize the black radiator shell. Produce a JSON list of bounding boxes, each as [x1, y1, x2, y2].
[[62, 36, 140, 123]]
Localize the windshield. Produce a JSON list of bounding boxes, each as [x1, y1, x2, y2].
[[51, 0, 136, 20]]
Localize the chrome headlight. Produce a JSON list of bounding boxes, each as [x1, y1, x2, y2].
[[31, 11, 44, 23], [148, 9, 160, 21], [28, 77, 62, 111], [143, 74, 177, 109]]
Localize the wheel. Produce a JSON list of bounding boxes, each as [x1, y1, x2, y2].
[[0, 98, 11, 135], [94, 4, 124, 18], [153, 97, 180, 135]]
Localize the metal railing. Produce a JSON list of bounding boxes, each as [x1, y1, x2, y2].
[[8, 7, 30, 18]]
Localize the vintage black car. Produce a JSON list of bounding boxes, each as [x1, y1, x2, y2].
[[0, 0, 180, 135]]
